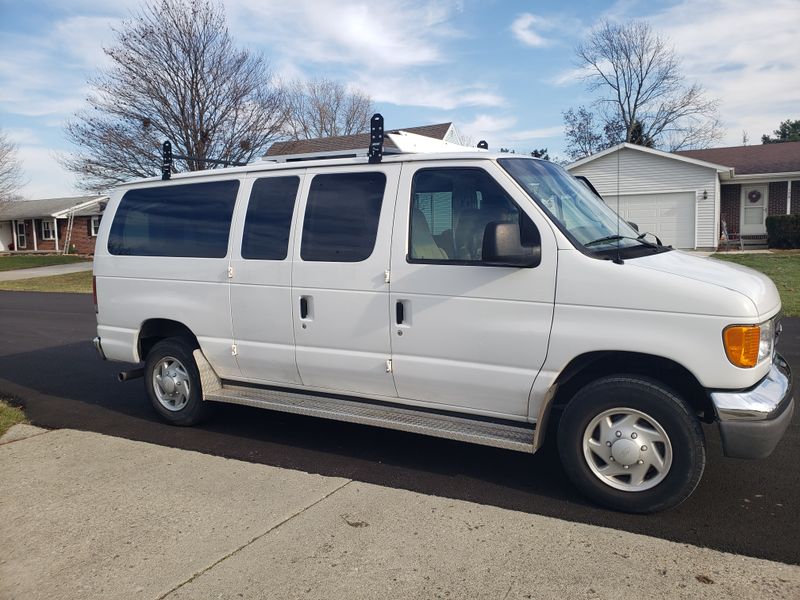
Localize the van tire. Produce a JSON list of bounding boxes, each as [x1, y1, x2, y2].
[[557, 375, 705, 513], [144, 338, 210, 426]]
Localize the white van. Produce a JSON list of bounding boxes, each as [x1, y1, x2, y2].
[[93, 120, 793, 513]]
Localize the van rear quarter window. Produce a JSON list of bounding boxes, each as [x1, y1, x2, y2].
[[108, 180, 239, 257], [241, 176, 299, 260], [300, 172, 386, 262]]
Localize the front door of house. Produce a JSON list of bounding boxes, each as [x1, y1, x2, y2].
[[741, 184, 768, 235]]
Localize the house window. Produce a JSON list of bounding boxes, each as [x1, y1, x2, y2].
[[41, 219, 56, 240], [91, 216, 101, 237], [16, 221, 27, 248]]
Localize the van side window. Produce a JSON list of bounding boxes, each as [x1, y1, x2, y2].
[[241, 176, 300, 260], [409, 168, 535, 264], [108, 180, 239, 258], [300, 172, 386, 262]]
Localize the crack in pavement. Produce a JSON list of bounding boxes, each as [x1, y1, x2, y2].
[[155, 478, 353, 600]]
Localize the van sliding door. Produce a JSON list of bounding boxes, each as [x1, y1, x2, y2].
[[290, 165, 400, 398]]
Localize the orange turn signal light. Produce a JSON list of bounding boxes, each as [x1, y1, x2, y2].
[[723, 325, 760, 368]]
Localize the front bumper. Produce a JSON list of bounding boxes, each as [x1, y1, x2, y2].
[[710, 353, 794, 459]]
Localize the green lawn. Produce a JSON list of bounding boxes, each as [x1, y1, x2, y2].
[[0, 255, 90, 271], [712, 253, 800, 317], [0, 270, 93, 293], [0, 399, 27, 438]]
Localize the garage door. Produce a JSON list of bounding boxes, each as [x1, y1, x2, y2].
[[605, 192, 696, 249]]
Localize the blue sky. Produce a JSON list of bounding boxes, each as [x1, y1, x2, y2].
[[1, 0, 798, 198]]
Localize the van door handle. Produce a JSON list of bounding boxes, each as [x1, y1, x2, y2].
[[299, 296, 309, 319], [396, 301, 406, 325]]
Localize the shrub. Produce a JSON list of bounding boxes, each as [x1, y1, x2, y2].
[[766, 214, 800, 249]]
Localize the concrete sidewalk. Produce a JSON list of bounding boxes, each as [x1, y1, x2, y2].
[[0, 261, 93, 281], [1, 426, 798, 600]]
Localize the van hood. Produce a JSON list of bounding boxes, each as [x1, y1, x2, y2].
[[631, 250, 781, 318]]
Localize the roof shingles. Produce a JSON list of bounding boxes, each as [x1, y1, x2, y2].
[[676, 141, 800, 175], [0, 196, 104, 220]]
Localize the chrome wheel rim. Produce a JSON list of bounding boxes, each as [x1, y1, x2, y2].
[[582, 407, 673, 492], [152, 356, 191, 412]]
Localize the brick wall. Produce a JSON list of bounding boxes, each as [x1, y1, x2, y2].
[[792, 181, 800, 215], [59, 217, 99, 255], [34, 219, 57, 251], [720, 184, 740, 234], [768, 181, 788, 216]]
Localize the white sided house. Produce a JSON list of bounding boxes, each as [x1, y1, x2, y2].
[[568, 141, 800, 250], [568, 144, 731, 250]]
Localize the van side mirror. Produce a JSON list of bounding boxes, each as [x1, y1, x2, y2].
[[482, 222, 541, 268]]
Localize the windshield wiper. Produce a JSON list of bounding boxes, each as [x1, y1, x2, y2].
[[637, 231, 663, 246], [585, 234, 659, 249]]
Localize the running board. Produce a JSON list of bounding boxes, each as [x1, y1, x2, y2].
[[193, 350, 534, 453]]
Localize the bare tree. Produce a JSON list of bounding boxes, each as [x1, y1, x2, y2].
[[284, 78, 374, 140], [564, 20, 722, 159], [0, 129, 25, 201], [62, 0, 286, 191], [563, 107, 605, 160]]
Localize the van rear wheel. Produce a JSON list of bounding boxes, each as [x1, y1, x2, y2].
[[145, 338, 210, 426], [557, 376, 705, 513]]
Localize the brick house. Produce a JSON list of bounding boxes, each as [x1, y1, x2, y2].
[[568, 141, 800, 249], [676, 141, 800, 244], [0, 196, 107, 255]]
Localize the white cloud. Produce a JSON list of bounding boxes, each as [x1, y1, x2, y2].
[[510, 13, 552, 48], [458, 114, 516, 145], [0, 15, 120, 118], [506, 126, 563, 141], [4, 128, 40, 146], [226, 0, 496, 111], [454, 114, 562, 150], [548, 65, 594, 87], [15, 146, 80, 200], [360, 75, 504, 110], [228, 0, 460, 69], [648, 0, 800, 146]]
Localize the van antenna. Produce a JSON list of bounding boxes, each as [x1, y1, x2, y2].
[[613, 144, 623, 265], [368, 114, 384, 163], [161, 140, 246, 179]]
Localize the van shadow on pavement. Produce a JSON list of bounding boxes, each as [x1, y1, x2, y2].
[[0, 291, 798, 565]]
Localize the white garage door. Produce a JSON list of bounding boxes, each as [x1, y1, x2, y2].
[[605, 192, 696, 249]]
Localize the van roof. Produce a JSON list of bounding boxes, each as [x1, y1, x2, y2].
[[115, 151, 528, 190]]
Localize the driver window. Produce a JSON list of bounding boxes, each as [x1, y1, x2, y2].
[[409, 168, 532, 264]]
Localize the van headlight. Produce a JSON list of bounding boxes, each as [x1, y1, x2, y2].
[[723, 319, 774, 368]]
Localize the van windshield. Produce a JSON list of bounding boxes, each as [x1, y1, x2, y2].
[[498, 158, 649, 254]]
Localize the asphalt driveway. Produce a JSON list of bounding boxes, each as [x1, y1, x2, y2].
[[0, 290, 797, 564]]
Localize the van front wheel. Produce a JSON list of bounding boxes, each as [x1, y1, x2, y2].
[[145, 338, 209, 426], [557, 376, 705, 513]]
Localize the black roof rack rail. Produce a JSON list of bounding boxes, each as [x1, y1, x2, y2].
[[367, 113, 384, 164], [161, 140, 246, 180]]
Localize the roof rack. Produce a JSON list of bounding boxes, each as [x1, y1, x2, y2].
[[262, 113, 488, 164], [161, 141, 247, 180]]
